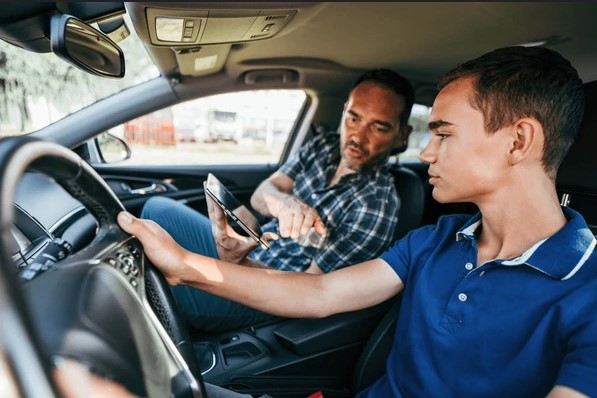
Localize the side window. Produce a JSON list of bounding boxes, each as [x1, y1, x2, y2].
[[102, 90, 307, 165], [397, 104, 432, 163]]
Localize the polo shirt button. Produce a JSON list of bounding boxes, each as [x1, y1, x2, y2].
[[458, 293, 468, 302], [311, 193, 317, 199], [465, 262, 474, 270]]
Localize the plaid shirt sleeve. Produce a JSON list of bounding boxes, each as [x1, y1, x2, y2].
[[313, 188, 400, 272], [278, 134, 322, 180]]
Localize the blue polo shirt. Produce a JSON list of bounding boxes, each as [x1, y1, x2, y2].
[[358, 208, 597, 398]]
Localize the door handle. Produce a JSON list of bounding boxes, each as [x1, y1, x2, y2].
[[121, 182, 166, 195]]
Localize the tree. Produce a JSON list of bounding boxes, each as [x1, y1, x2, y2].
[[0, 33, 158, 135]]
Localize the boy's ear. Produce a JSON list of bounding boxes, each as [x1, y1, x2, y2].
[[508, 118, 542, 165]]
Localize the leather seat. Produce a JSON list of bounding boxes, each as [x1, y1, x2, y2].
[[351, 80, 597, 394], [389, 165, 425, 240], [557, 80, 597, 229]]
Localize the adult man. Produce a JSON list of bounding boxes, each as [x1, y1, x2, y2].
[[141, 69, 415, 331], [119, 46, 597, 397]]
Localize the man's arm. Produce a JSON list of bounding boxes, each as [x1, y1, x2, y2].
[[251, 171, 325, 239], [117, 212, 403, 318], [250, 171, 294, 217]]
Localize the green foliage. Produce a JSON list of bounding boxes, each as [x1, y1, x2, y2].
[[0, 33, 158, 134]]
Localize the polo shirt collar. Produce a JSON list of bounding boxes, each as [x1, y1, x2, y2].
[[456, 208, 596, 280], [456, 213, 482, 241]]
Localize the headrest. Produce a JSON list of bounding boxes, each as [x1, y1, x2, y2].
[[557, 81, 597, 196], [391, 143, 408, 156]]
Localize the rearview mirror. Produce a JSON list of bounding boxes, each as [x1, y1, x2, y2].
[[50, 14, 125, 78]]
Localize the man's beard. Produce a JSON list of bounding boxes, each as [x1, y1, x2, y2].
[[342, 140, 390, 171]]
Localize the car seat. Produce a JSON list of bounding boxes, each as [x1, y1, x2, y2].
[[557, 80, 597, 230], [388, 165, 425, 240]]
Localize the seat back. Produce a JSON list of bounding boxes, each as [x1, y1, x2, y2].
[[351, 295, 402, 393], [389, 165, 425, 240], [557, 80, 597, 229]]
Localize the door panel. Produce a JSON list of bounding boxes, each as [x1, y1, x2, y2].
[[93, 164, 277, 217]]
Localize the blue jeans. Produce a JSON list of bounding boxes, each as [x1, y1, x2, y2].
[[141, 196, 278, 332]]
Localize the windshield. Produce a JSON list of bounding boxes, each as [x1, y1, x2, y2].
[[0, 17, 159, 137]]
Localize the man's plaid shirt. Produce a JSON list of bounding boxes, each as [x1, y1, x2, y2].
[[249, 131, 400, 272]]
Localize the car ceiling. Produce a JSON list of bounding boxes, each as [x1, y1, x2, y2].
[[129, 2, 597, 78], [2, 2, 597, 105], [132, 2, 597, 86]]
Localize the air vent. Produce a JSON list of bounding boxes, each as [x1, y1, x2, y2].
[[265, 15, 286, 21], [250, 34, 269, 39]]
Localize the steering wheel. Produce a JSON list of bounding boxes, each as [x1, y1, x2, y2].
[[0, 137, 203, 397]]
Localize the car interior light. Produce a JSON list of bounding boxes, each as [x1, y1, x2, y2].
[[156, 17, 184, 42], [516, 35, 571, 48]]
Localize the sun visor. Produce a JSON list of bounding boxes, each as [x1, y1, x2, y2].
[[173, 44, 231, 76]]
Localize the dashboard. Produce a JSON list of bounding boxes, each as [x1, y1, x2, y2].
[[13, 172, 97, 277], [9, 170, 201, 397]]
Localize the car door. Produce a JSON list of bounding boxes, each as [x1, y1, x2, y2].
[[86, 89, 311, 218]]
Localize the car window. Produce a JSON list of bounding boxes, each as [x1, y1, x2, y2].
[[100, 89, 307, 166], [397, 104, 432, 163], [0, 16, 159, 137]]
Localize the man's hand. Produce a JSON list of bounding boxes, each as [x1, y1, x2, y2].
[[206, 194, 277, 264], [117, 211, 189, 285], [275, 196, 326, 239], [250, 172, 326, 240]]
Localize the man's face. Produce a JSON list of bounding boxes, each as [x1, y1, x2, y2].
[[339, 82, 405, 171], [420, 77, 511, 204]]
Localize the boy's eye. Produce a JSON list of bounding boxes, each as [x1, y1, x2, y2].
[[435, 132, 449, 140]]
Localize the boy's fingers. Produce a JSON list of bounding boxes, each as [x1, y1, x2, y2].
[[117, 211, 138, 234]]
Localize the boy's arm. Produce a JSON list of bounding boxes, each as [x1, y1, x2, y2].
[[546, 386, 588, 398], [117, 211, 403, 318]]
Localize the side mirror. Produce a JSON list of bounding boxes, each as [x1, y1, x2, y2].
[[50, 14, 125, 78], [96, 133, 131, 163]]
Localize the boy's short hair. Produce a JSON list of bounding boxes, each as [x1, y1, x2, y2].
[[440, 46, 585, 177]]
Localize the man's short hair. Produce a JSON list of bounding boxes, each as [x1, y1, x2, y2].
[[353, 69, 415, 130], [439, 46, 585, 177]]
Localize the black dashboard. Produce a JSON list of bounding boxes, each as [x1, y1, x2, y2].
[[12, 172, 98, 279]]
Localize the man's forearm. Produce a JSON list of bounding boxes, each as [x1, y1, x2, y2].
[[251, 179, 293, 217]]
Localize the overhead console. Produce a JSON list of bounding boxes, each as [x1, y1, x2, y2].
[[138, 5, 298, 76], [125, 2, 323, 77], [146, 8, 296, 46]]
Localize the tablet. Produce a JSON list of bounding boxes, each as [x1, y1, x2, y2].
[[204, 173, 270, 251]]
